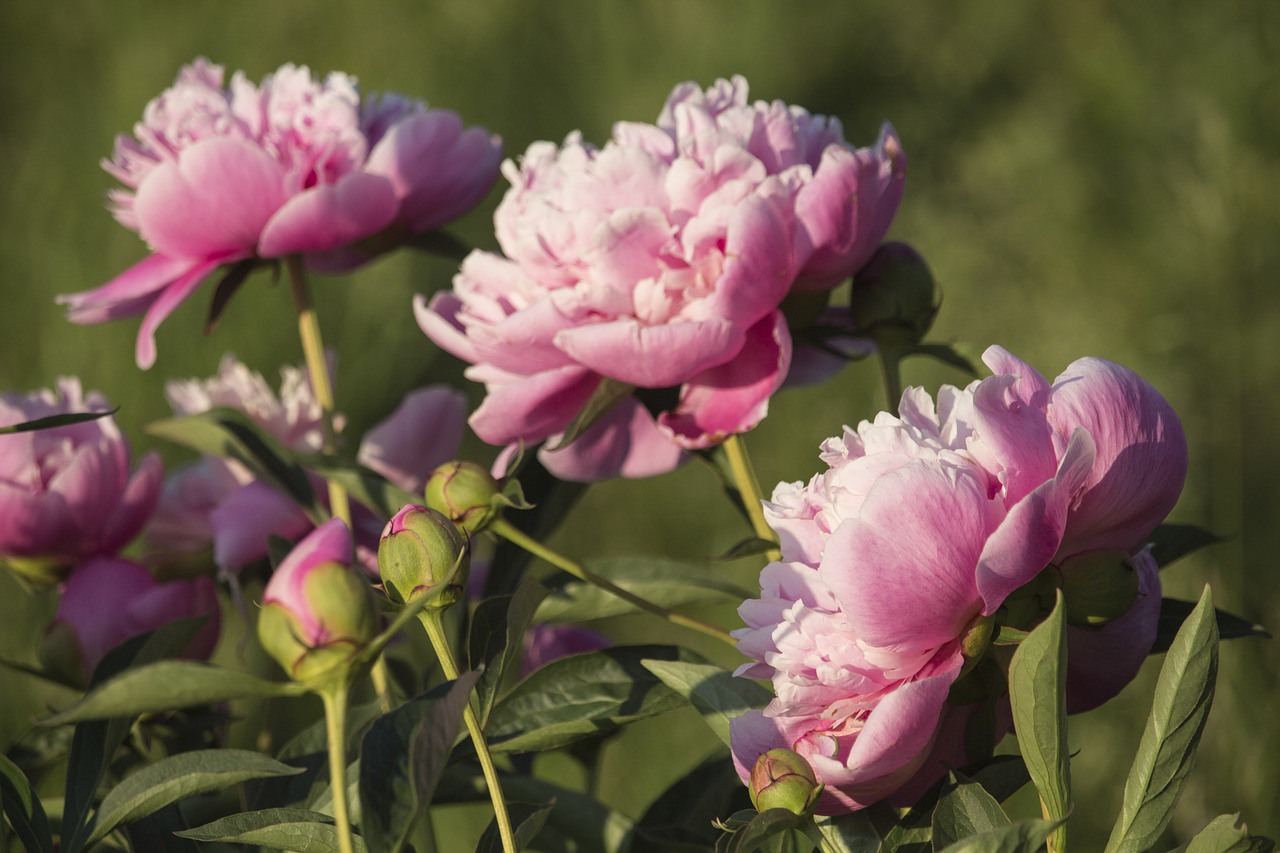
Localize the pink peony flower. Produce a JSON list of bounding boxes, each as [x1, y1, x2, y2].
[[60, 57, 502, 369], [44, 556, 220, 682], [145, 355, 467, 575], [729, 345, 1186, 812], [0, 379, 162, 572], [418, 75, 905, 482]]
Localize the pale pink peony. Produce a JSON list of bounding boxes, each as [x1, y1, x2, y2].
[[60, 58, 502, 369], [418, 75, 905, 482], [0, 379, 163, 568], [730, 345, 1186, 812], [145, 355, 467, 574], [46, 556, 220, 681]]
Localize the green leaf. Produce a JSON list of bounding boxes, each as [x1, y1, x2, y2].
[[0, 752, 53, 853], [716, 808, 815, 853], [934, 818, 1064, 853], [43, 661, 304, 726], [1106, 584, 1219, 853], [905, 342, 979, 376], [931, 770, 1012, 849], [146, 408, 320, 520], [203, 258, 259, 334], [1007, 590, 1069, 844], [469, 575, 549, 726], [85, 749, 303, 844], [359, 673, 479, 853], [714, 537, 780, 562], [476, 800, 554, 853], [485, 645, 694, 753], [301, 456, 418, 519], [0, 408, 118, 434], [1148, 523, 1230, 568], [641, 656, 772, 747], [546, 377, 635, 451], [535, 557, 752, 623], [814, 810, 888, 853], [62, 615, 211, 853], [1176, 813, 1275, 853], [635, 754, 748, 852], [176, 807, 367, 852], [485, 456, 587, 597], [1151, 597, 1269, 654]]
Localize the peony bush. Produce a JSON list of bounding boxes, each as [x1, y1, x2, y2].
[[0, 58, 1269, 853]]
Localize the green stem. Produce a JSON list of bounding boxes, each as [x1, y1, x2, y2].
[[722, 434, 781, 563], [320, 682, 356, 853], [490, 517, 736, 646], [419, 611, 517, 853], [285, 255, 352, 532], [876, 341, 904, 414]]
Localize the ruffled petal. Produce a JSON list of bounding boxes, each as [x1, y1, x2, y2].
[[468, 366, 600, 446], [539, 398, 686, 482], [99, 451, 165, 554], [258, 172, 398, 257], [59, 254, 197, 324]]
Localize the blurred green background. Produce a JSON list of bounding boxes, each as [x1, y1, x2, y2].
[[2, 0, 1278, 847]]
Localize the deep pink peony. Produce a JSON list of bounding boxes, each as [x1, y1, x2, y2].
[[145, 355, 467, 575], [418, 75, 905, 482], [729, 345, 1186, 812], [60, 57, 502, 369], [46, 556, 220, 681], [0, 379, 162, 571]]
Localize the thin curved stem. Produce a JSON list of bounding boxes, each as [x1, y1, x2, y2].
[[320, 682, 356, 853], [877, 342, 904, 414], [490, 518, 736, 646], [285, 255, 352, 531], [722, 434, 781, 563], [419, 611, 517, 853]]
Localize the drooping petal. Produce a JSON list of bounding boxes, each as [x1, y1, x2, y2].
[[134, 257, 225, 369], [258, 172, 398, 257], [553, 317, 742, 389], [59, 254, 197, 325], [468, 366, 601, 446], [357, 386, 468, 495], [539, 398, 686, 482], [210, 482, 314, 572]]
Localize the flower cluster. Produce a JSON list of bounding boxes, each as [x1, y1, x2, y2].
[[730, 346, 1187, 813], [60, 58, 502, 369], [418, 76, 905, 481]]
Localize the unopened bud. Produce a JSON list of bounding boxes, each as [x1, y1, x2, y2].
[[257, 521, 378, 685], [849, 242, 939, 342], [749, 748, 823, 815], [1060, 549, 1141, 627], [424, 461, 502, 534], [378, 504, 469, 608]]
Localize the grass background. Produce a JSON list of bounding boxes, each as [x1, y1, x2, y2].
[[1, 0, 1278, 847]]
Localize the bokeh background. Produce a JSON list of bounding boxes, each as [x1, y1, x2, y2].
[[2, 0, 1277, 847]]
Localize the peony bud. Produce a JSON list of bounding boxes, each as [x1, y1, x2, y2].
[[378, 504, 469, 608], [848, 242, 939, 342], [424, 461, 501, 534], [749, 748, 823, 815], [1060, 548, 1141, 627], [257, 520, 377, 685]]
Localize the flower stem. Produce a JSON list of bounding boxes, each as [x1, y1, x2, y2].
[[490, 517, 737, 645], [320, 682, 356, 853], [876, 342, 904, 414], [722, 434, 781, 563], [285, 255, 352, 531], [419, 611, 517, 853]]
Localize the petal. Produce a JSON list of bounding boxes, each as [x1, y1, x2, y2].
[[99, 451, 165, 554], [357, 385, 468, 494], [58, 254, 197, 324], [1048, 358, 1188, 556], [133, 137, 287, 259], [539, 398, 686, 482], [135, 258, 225, 369], [259, 172, 398, 257], [704, 191, 796, 329], [469, 366, 601, 446], [553, 317, 743, 388], [57, 557, 157, 673], [975, 427, 1097, 613], [414, 291, 480, 364], [211, 482, 315, 573], [658, 312, 791, 448], [264, 517, 354, 610], [820, 461, 990, 652], [969, 361, 1057, 506], [0, 481, 73, 558]]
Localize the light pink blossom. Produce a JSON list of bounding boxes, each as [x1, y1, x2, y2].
[[730, 346, 1186, 812], [418, 75, 904, 482], [60, 58, 502, 369], [0, 379, 162, 567], [47, 556, 220, 680]]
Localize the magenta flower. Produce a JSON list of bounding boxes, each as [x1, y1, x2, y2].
[[418, 75, 904, 482], [0, 379, 162, 574], [729, 346, 1186, 812], [44, 557, 219, 682], [60, 58, 502, 369]]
